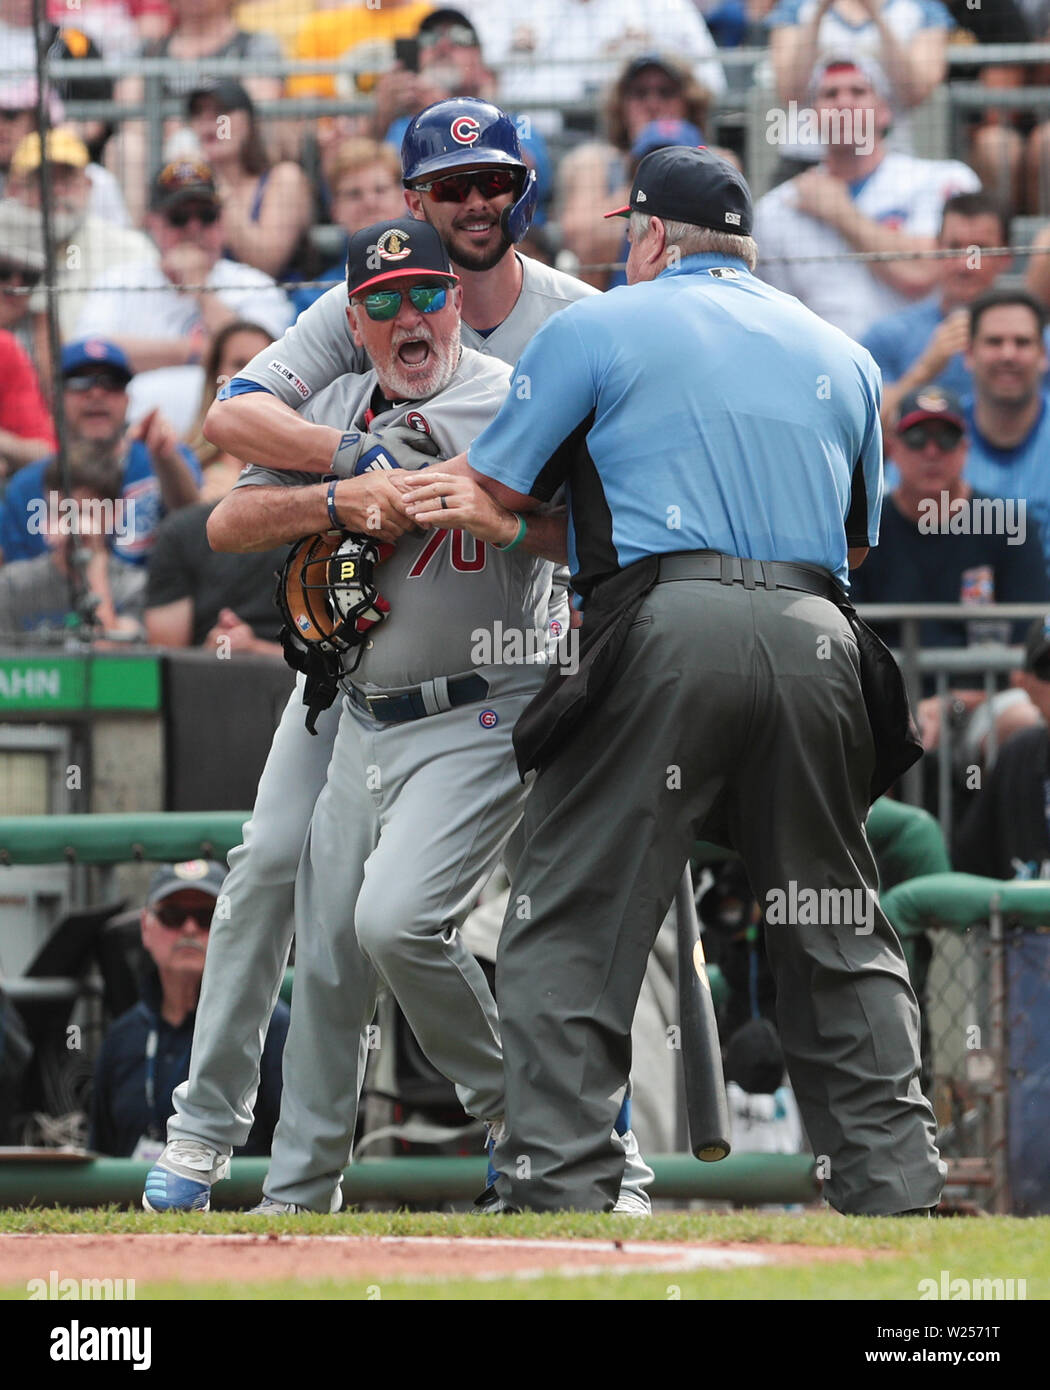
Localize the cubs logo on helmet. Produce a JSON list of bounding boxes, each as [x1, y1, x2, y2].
[[401, 97, 539, 244], [451, 115, 480, 145]]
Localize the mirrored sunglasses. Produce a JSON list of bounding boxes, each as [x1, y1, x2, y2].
[[153, 902, 214, 930], [166, 203, 220, 228], [900, 423, 963, 453], [360, 284, 448, 321], [413, 168, 517, 203]]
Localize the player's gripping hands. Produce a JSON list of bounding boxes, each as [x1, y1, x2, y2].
[[401, 470, 524, 549]]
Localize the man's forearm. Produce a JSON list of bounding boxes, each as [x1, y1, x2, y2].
[[828, 207, 938, 295], [107, 336, 197, 371], [0, 431, 53, 471], [519, 508, 568, 565], [205, 393, 342, 472], [208, 483, 333, 552], [152, 451, 201, 510]]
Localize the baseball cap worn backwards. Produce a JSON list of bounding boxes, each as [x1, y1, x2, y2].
[[605, 145, 753, 234], [346, 218, 459, 298]]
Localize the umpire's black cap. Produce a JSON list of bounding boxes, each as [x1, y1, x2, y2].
[[345, 217, 459, 298], [605, 145, 753, 236]]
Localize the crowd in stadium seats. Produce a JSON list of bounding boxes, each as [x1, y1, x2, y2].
[[0, 0, 1049, 815]]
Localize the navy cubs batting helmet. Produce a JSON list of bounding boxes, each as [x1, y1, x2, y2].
[[400, 96, 538, 244]]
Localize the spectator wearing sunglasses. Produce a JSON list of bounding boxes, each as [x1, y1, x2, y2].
[[7, 127, 155, 343], [849, 386, 1050, 656], [0, 339, 201, 568], [75, 161, 294, 437], [89, 861, 289, 1160]]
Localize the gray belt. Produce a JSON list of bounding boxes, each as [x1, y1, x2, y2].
[[656, 550, 845, 605]]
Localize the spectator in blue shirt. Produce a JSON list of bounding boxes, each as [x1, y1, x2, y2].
[[962, 289, 1050, 574], [0, 339, 200, 567], [850, 385, 1050, 651], [90, 861, 289, 1162], [864, 193, 1013, 426]]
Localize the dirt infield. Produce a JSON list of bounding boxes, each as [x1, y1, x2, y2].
[[2, 1233, 882, 1287]]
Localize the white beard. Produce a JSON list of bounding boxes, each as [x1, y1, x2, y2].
[[377, 319, 462, 403]]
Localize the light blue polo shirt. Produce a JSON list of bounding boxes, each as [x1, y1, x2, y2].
[[468, 253, 883, 592], [964, 392, 1050, 573]]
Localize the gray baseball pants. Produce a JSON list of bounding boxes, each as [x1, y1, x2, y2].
[[168, 678, 340, 1152], [493, 578, 947, 1214], [263, 676, 538, 1210]]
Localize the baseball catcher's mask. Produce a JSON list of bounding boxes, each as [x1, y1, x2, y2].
[[276, 529, 393, 673]]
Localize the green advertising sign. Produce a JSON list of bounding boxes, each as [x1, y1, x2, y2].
[[0, 655, 160, 713]]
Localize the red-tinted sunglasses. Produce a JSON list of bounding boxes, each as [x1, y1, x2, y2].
[[413, 168, 517, 203], [153, 903, 214, 930]]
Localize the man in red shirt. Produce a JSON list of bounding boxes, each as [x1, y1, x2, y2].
[[0, 328, 55, 479]]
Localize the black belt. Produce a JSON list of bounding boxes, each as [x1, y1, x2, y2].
[[655, 550, 845, 604], [344, 672, 489, 724]]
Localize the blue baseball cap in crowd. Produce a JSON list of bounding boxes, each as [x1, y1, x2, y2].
[[146, 859, 227, 905], [630, 119, 705, 163], [60, 338, 133, 384]]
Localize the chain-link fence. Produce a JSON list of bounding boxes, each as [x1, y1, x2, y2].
[[887, 878, 1050, 1214]]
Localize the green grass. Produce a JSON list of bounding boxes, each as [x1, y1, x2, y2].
[[1, 1209, 1046, 1300]]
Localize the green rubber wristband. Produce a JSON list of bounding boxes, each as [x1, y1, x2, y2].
[[495, 512, 527, 553]]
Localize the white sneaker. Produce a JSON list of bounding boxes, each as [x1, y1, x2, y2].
[[142, 1140, 230, 1213]]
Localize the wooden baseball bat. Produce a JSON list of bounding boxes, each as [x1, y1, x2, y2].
[[675, 864, 732, 1161]]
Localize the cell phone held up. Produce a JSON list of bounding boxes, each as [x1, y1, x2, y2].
[[394, 38, 420, 73]]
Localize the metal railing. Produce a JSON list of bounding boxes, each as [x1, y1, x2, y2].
[[855, 602, 1049, 837], [4, 40, 1050, 206]]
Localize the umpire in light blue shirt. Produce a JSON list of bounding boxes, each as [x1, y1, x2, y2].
[[444, 146, 945, 1215]]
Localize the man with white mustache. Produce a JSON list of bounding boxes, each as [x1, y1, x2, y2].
[[90, 861, 289, 1160]]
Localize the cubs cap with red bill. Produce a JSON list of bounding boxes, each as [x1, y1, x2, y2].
[[604, 144, 753, 235], [346, 217, 459, 298], [896, 387, 966, 434]]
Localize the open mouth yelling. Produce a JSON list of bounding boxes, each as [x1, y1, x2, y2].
[[397, 339, 432, 368]]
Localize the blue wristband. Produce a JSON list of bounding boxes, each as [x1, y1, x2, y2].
[[326, 478, 341, 530]]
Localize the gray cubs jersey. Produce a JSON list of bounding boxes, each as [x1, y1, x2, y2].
[[236, 348, 558, 690], [235, 253, 597, 404]]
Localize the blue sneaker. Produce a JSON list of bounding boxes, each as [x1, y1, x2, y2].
[[142, 1140, 230, 1213]]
